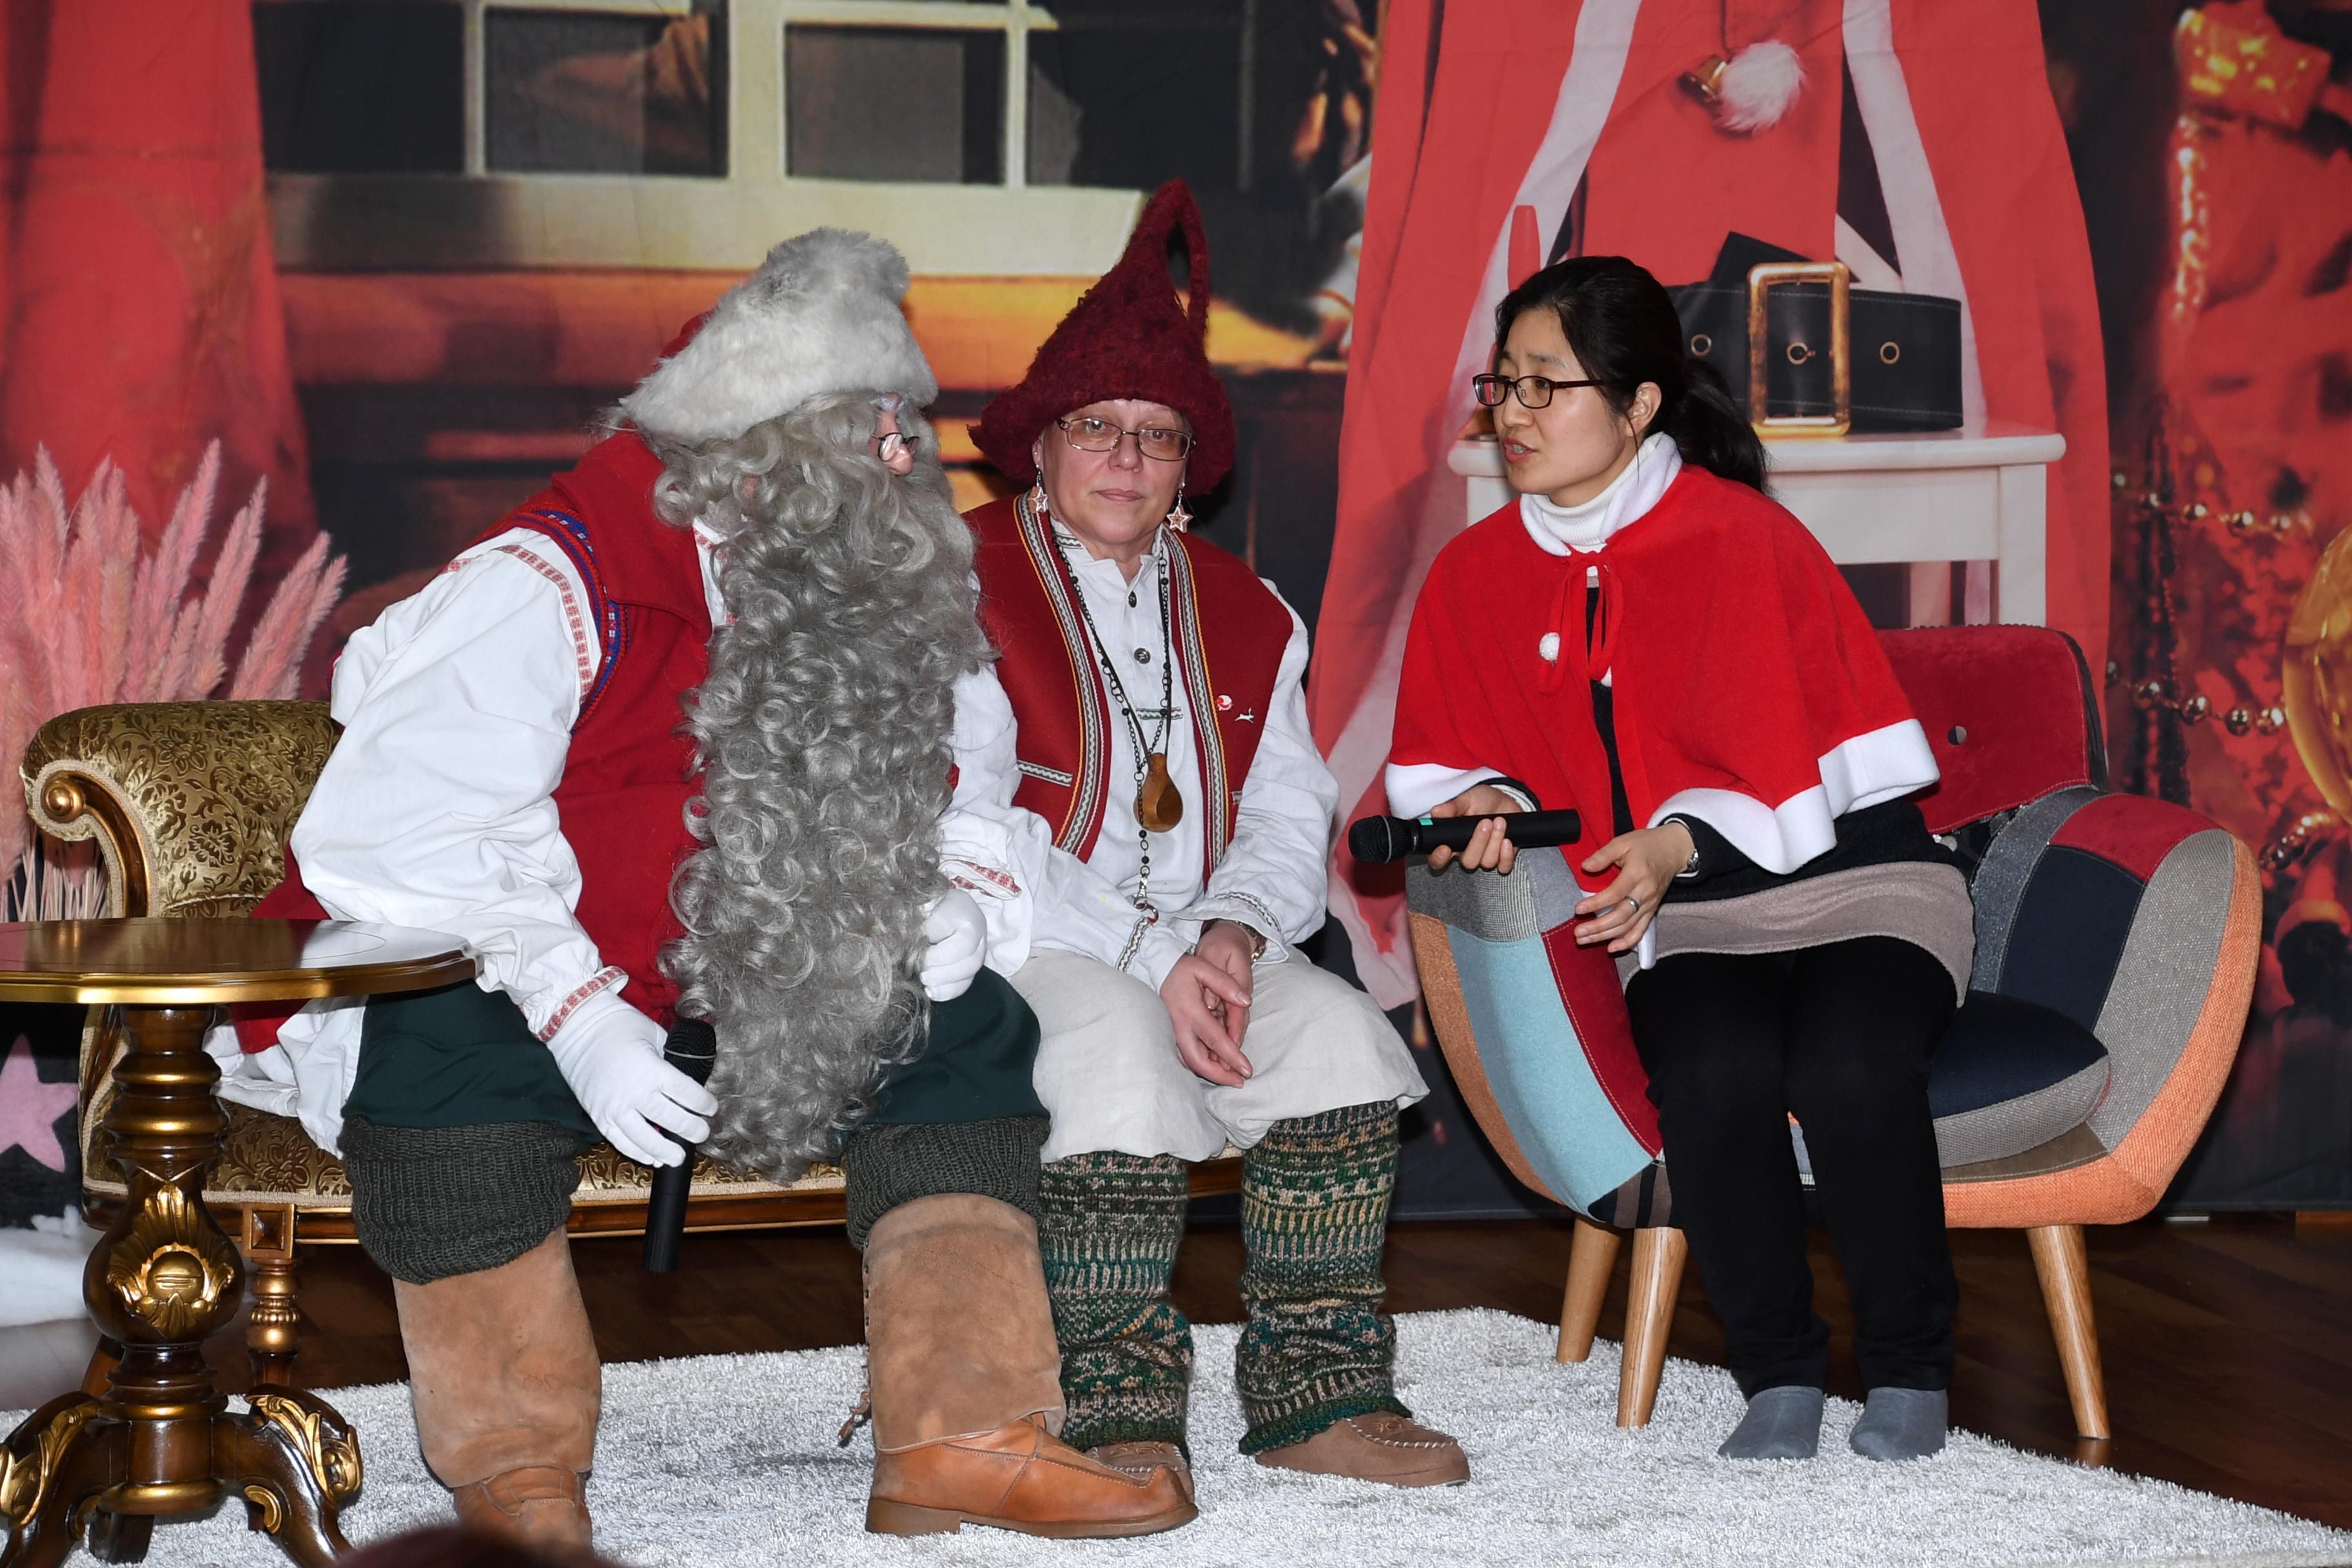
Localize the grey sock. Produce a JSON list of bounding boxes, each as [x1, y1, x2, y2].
[[1717, 1386, 1824, 1460], [1850, 1386, 1948, 1462]]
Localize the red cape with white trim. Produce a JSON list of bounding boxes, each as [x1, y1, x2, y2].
[[1389, 464, 1935, 869]]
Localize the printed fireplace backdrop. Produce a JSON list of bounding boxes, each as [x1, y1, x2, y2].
[[0, 0, 2344, 1215]]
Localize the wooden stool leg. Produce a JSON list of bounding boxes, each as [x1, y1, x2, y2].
[[88, 1505, 155, 1562], [244, 1206, 303, 1389], [1617, 1225, 1687, 1427], [2027, 1223, 2110, 1439], [82, 1333, 124, 1397], [1558, 1217, 1621, 1364], [2, 1391, 126, 1565]]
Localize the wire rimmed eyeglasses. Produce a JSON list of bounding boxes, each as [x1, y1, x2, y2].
[[1054, 415, 1194, 462], [1471, 373, 1600, 410]]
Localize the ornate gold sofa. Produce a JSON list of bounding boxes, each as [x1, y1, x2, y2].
[[24, 700, 1239, 1387]]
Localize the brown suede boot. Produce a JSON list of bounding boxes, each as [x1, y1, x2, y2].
[[395, 1229, 600, 1551], [862, 1193, 1195, 1538]]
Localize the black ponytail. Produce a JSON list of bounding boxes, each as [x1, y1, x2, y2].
[[1493, 255, 1767, 493]]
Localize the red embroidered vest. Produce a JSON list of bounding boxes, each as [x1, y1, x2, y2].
[[250, 433, 708, 1033], [967, 491, 1291, 879]]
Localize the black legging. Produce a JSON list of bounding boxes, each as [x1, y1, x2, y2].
[[1623, 935, 1957, 1395]]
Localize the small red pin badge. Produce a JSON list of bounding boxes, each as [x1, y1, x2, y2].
[[1216, 694, 1233, 711]]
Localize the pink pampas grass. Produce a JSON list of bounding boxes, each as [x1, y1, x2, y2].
[[230, 529, 347, 701], [0, 442, 347, 910]]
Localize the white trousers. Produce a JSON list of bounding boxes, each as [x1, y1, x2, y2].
[[1011, 949, 1429, 1164]]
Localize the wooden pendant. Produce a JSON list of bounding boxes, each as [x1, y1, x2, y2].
[[1137, 752, 1184, 832]]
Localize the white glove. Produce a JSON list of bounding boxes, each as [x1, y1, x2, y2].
[[544, 992, 719, 1168], [921, 888, 987, 1002]]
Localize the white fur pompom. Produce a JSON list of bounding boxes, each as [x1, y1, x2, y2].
[[1716, 39, 1805, 133]]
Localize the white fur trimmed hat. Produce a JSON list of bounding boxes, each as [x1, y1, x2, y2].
[[620, 228, 937, 444]]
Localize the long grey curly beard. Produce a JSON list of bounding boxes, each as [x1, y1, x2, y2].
[[651, 393, 987, 1179]]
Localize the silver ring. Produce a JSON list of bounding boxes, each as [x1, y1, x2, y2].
[[1625, 896, 1641, 915]]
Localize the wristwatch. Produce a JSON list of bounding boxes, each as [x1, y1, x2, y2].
[[1663, 816, 1703, 879], [1208, 919, 1269, 961]]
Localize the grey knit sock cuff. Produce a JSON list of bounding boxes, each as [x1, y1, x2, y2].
[[841, 1115, 1049, 1250], [342, 1117, 582, 1284]]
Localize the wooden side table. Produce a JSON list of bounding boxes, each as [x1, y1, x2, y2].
[[1449, 422, 2068, 626], [0, 919, 472, 1567]]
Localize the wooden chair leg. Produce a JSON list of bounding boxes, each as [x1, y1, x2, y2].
[[2026, 1222, 2110, 1440], [1557, 1216, 1621, 1364], [1617, 1225, 1687, 1427], [81, 1335, 122, 1397], [243, 1205, 303, 1389]]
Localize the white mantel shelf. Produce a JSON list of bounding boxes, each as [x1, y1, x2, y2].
[[1448, 422, 2067, 627]]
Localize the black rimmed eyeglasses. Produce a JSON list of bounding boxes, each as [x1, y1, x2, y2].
[[1471, 373, 1600, 409], [1054, 415, 1194, 462]]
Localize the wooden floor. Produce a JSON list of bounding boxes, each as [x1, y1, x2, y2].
[[6, 1215, 2347, 1529]]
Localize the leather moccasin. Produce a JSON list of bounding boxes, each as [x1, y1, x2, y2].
[[1088, 1440, 1193, 1504], [1254, 1413, 1470, 1488], [870, 1415, 1196, 1538]]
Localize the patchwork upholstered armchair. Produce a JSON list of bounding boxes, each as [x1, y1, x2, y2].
[[1407, 626, 2260, 1439], [23, 700, 1239, 1387]]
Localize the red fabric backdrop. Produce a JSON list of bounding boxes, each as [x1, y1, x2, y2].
[[0, 0, 314, 566]]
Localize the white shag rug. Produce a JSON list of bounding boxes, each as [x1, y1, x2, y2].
[[6, 1310, 2345, 1568], [0, 1212, 103, 1328]]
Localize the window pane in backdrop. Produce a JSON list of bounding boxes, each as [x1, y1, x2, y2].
[[785, 25, 1004, 184], [255, 0, 466, 173], [1026, 3, 1242, 193], [487, 7, 728, 176]]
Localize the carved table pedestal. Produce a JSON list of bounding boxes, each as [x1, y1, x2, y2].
[[0, 919, 471, 1567]]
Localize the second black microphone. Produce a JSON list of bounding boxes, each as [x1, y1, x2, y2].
[[642, 1015, 718, 1274], [1348, 807, 1583, 865]]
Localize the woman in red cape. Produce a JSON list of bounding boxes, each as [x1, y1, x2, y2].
[[1390, 257, 1972, 1462], [1317, 0, 2106, 1008]]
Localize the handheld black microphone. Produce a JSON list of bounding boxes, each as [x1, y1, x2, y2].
[[1348, 808, 1583, 866], [642, 1016, 718, 1274]]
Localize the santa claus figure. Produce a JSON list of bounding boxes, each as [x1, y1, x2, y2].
[[225, 232, 1191, 1544]]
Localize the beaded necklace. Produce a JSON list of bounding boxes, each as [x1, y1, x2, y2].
[[1041, 491, 1183, 914]]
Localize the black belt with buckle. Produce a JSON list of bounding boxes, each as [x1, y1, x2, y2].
[[1669, 233, 1963, 435]]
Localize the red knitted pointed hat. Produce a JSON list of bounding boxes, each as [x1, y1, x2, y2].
[[974, 181, 1235, 491]]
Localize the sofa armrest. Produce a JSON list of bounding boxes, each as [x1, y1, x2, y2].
[[22, 701, 338, 918]]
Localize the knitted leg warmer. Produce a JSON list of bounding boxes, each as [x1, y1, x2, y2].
[[840, 1115, 1050, 1251], [1236, 1101, 1411, 1455], [1037, 1152, 1194, 1453]]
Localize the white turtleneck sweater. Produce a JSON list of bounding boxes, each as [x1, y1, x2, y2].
[[1516, 431, 1682, 557]]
